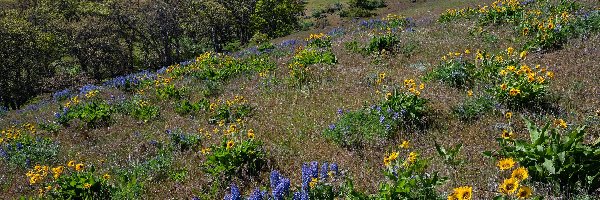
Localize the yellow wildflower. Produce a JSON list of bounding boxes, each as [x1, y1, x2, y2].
[[516, 186, 533, 199], [501, 130, 514, 139], [507, 47, 514, 55], [499, 178, 519, 195], [497, 158, 516, 170], [511, 167, 529, 181], [83, 183, 91, 189], [226, 140, 234, 150], [400, 140, 409, 149], [103, 173, 111, 180], [67, 160, 75, 167], [509, 88, 521, 96], [75, 163, 84, 171]]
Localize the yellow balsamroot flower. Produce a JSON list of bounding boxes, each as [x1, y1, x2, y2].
[[467, 90, 473, 97], [247, 129, 255, 139], [45, 185, 52, 191], [500, 83, 508, 91], [400, 140, 410, 149], [419, 83, 425, 90], [511, 167, 529, 181], [385, 92, 392, 99], [67, 160, 75, 167], [383, 156, 391, 166], [103, 173, 111, 180], [448, 186, 473, 200], [507, 47, 514, 56], [379, 72, 386, 80], [554, 119, 567, 128], [501, 130, 514, 139], [218, 120, 225, 127], [546, 71, 554, 78], [516, 186, 533, 199], [522, 27, 529, 36], [520, 51, 527, 59], [499, 177, 520, 195], [201, 147, 211, 155], [497, 158, 516, 170], [506, 65, 516, 72], [509, 88, 521, 96], [499, 70, 508, 76], [83, 183, 92, 189], [309, 178, 318, 189], [505, 112, 512, 119], [464, 49, 471, 54], [75, 163, 84, 171], [537, 76, 545, 84], [52, 166, 64, 179], [226, 140, 235, 150]]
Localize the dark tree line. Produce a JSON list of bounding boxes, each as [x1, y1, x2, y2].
[[0, 0, 304, 109]]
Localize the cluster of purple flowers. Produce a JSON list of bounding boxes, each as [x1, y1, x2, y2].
[[103, 70, 156, 89], [78, 84, 102, 95], [52, 89, 72, 102], [327, 27, 345, 37], [220, 161, 339, 200]]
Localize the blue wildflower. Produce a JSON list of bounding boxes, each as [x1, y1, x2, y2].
[[330, 163, 338, 175], [393, 112, 400, 120], [380, 115, 385, 123], [337, 108, 343, 115], [224, 184, 241, 200], [320, 162, 329, 179], [328, 124, 336, 130], [270, 170, 281, 190], [310, 161, 319, 178], [273, 178, 290, 200], [248, 188, 265, 200], [301, 163, 311, 190]]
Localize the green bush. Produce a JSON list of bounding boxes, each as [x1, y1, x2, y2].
[[167, 129, 202, 152], [377, 151, 447, 199], [51, 166, 114, 199], [58, 99, 114, 128], [119, 99, 160, 122], [425, 58, 476, 88], [0, 124, 59, 168], [365, 34, 400, 53], [202, 137, 266, 179], [156, 84, 186, 100], [491, 64, 552, 108], [486, 118, 600, 193], [174, 99, 209, 116], [208, 96, 252, 124], [452, 96, 495, 121]]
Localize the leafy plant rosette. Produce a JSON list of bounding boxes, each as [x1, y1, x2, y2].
[[208, 95, 252, 124], [378, 148, 447, 199], [55, 91, 113, 128], [25, 161, 113, 199], [485, 117, 600, 193], [201, 124, 266, 180], [491, 64, 553, 107]]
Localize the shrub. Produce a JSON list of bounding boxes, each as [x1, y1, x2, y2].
[[166, 129, 202, 152], [452, 96, 495, 121], [155, 84, 186, 100], [485, 118, 600, 193], [56, 95, 114, 128], [208, 96, 252, 124], [323, 109, 392, 148], [377, 150, 447, 199], [202, 131, 266, 179], [491, 64, 552, 107], [425, 56, 476, 88], [174, 99, 209, 116], [365, 33, 400, 53], [119, 99, 160, 122], [0, 123, 59, 168]]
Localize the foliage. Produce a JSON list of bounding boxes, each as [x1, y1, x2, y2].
[[119, 99, 160, 122], [56, 95, 114, 128], [452, 96, 495, 121], [325, 79, 428, 148], [491, 63, 552, 107], [426, 55, 476, 88], [365, 33, 400, 53], [25, 161, 113, 199], [208, 96, 252, 124], [155, 83, 187, 100], [0, 124, 59, 168], [174, 99, 209, 116], [377, 151, 447, 199], [340, 0, 386, 18], [486, 118, 600, 193], [202, 129, 266, 180], [167, 129, 202, 152]]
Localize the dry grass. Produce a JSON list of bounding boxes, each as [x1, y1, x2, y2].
[[1, 0, 599, 199]]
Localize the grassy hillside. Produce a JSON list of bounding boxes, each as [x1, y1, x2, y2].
[[1, 0, 599, 199]]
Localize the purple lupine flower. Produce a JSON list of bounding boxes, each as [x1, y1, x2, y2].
[[393, 112, 400, 120], [310, 161, 319, 178], [320, 162, 329, 179], [328, 124, 336, 130], [224, 184, 241, 200], [192, 197, 200, 200], [330, 163, 338, 176], [248, 188, 264, 200], [273, 178, 290, 200], [270, 170, 281, 190], [0, 147, 7, 158], [301, 163, 311, 190], [337, 108, 343, 115], [380, 115, 385, 123]]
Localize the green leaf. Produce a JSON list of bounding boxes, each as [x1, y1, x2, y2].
[[543, 159, 556, 174]]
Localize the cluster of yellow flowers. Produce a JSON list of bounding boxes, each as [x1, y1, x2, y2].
[[496, 158, 533, 198], [136, 99, 150, 107], [306, 33, 327, 41], [376, 72, 386, 85], [0, 123, 36, 143], [382, 14, 405, 22], [448, 186, 472, 200], [63, 96, 80, 108], [209, 95, 248, 112], [383, 140, 417, 167], [553, 118, 567, 128], [403, 79, 425, 96], [85, 90, 99, 99], [154, 76, 173, 87]]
